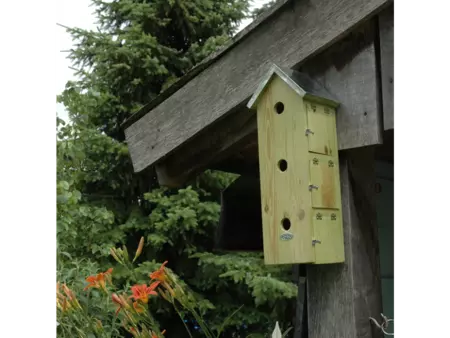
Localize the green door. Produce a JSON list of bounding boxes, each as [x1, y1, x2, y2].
[[376, 162, 394, 337]]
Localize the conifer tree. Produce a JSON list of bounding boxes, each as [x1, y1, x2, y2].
[[57, 0, 296, 336]]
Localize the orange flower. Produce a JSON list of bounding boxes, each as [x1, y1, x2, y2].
[[133, 301, 145, 313], [84, 268, 113, 291], [149, 261, 168, 282], [150, 261, 177, 297], [129, 282, 160, 304]]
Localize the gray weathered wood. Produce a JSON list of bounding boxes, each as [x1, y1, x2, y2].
[[293, 266, 307, 338], [299, 21, 383, 150], [153, 104, 257, 187], [154, 21, 384, 187], [307, 148, 383, 338], [378, 6, 394, 130], [124, 0, 391, 173]]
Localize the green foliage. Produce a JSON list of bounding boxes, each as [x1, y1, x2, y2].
[[58, 0, 251, 139], [190, 252, 296, 334], [194, 252, 297, 306], [251, 1, 276, 18], [57, 0, 298, 336], [57, 258, 122, 337]]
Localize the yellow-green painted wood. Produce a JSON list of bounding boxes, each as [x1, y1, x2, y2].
[[311, 209, 345, 264], [256, 76, 315, 265], [309, 153, 340, 209], [305, 102, 338, 156], [255, 74, 344, 265]]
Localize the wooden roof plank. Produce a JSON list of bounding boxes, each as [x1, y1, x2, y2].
[[125, 0, 392, 173]]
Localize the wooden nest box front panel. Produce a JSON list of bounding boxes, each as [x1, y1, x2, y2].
[[247, 64, 344, 265]]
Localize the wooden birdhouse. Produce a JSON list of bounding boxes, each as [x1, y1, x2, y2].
[[247, 64, 344, 265]]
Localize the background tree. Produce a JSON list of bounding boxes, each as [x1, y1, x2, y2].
[[251, 0, 276, 18], [57, 0, 296, 336]]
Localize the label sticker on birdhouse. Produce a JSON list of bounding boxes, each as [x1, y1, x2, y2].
[[280, 233, 294, 241]]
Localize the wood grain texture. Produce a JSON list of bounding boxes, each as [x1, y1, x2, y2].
[[307, 148, 383, 338], [257, 77, 315, 265], [153, 21, 387, 187], [306, 100, 344, 264], [256, 76, 344, 265], [311, 209, 344, 264], [306, 103, 338, 156], [299, 21, 383, 150], [309, 154, 340, 209], [378, 5, 394, 130], [292, 265, 307, 338], [153, 103, 256, 187], [124, 0, 391, 173]]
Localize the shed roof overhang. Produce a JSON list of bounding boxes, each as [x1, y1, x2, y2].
[[123, 0, 393, 187]]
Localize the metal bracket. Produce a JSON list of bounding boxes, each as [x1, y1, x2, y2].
[[305, 128, 314, 136], [312, 239, 321, 245], [309, 184, 319, 191]]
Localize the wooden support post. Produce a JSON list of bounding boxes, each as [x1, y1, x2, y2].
[[307, 148, 383, 338], [378, 5, 394, 130], [293, 265, 307, 338]]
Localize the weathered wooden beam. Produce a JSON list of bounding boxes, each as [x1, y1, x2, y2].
[[378, 5, 394, 130], [299, 20, 383, 150], [153, 104, 257, 187], [124, 0, 392, 173], [154, 19, 384, 187], [307, 148, 383, 338]]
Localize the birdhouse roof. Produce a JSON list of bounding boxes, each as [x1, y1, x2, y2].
[[247, 64, 340, 109]]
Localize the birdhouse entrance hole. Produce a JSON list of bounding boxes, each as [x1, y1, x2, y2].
[[278, 159, 288, 172], [281, 218, 291, 231], [274, 102, 284, 114]]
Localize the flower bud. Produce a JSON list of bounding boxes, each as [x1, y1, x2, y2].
[[132, 237, 145, 263]]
